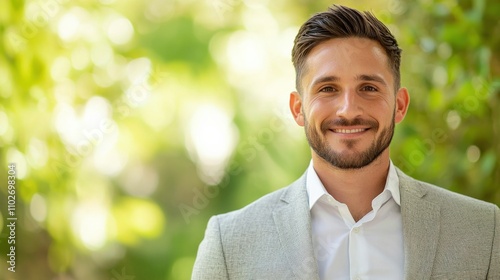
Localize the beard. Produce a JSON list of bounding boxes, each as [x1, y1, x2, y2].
[[304, 112, 395, 170]]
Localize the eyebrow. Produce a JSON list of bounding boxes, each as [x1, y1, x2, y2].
[[356, 74, 387, 86], [310, 75, 340, 89], [309, 74, 389, 91]]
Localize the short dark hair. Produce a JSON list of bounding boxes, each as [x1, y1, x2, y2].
[[292, 5, 402, 93]]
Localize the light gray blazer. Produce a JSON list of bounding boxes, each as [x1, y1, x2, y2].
[[192, 168, 500, 279]]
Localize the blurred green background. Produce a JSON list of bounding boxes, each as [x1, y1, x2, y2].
[[0, 0, 499, 279]]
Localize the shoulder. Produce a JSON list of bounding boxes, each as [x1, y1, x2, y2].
[[213, 173, 307, 229], [217, 187, 285, 224], [397, 168, 499, 214]]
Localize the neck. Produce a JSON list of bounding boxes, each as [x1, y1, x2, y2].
[[311, 149, 391, 222]]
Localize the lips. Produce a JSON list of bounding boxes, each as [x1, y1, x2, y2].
[[322, 118, 378, 132], [332, 128, 368, 134]]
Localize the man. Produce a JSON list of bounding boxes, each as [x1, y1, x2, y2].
[[192, 5, 499, 280]]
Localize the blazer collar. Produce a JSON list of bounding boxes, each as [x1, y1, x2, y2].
[[397, 168, 441, 280], [271, 168, 442, 280], [272, 172, 320, 280]]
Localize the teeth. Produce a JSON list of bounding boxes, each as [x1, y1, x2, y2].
[[335, 128, 365, 133]]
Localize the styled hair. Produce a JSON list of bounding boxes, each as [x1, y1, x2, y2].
[[291, 5, 402, 93]]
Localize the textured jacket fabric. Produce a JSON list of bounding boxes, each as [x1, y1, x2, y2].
[[192, 168, 500, 279]]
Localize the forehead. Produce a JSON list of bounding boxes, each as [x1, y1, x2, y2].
[[302, 37, 394, 89]]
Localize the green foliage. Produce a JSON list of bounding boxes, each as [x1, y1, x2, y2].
[[0, 0, 498, 279]]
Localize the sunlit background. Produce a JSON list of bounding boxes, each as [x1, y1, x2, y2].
[[0, 0, 499, 279]]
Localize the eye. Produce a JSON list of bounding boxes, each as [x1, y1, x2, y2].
[[319, 86, 335, 92], [361, 85, 378, 92]]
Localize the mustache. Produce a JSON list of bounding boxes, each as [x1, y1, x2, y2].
[[321, 117, 379, 131]]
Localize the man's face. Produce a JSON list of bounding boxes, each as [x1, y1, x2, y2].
[[290, 37, 409, 169]]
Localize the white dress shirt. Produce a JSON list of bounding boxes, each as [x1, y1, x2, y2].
[[306, 160, 404, 280]]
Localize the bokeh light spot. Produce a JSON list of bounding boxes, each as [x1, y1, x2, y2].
[[107, 17, 134, 45], [71, 201, 110, 250], [30, 193, 48, 222], [186, 103, 239, 185], [467, 145, 481, 163]]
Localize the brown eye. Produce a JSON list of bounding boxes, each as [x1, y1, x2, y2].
[[362, 85, 377, 92], [319, 86, 335, 92]]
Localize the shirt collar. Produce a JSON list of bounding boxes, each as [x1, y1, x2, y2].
[[306, 160, 401, 210]]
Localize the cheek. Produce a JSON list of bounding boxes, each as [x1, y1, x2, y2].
[[308, 99, 332, 120], [374, 99, 396, 119]]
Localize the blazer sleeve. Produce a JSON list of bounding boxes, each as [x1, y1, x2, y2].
[[192, 215, 229, 280], [488, 205, 500, 280]]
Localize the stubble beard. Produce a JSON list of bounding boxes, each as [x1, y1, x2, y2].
[[304, 112, 395, 170]]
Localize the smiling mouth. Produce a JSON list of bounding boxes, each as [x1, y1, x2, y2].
[[332, 128, 369, 134]]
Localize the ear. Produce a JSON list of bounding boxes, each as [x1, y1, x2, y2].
[[394, 87, 410, 124], [289, 91, 305, 126]]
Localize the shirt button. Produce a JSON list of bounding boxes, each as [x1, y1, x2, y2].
[[352, 227, 360, 233]]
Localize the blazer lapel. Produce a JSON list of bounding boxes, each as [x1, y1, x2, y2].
[[397, 169, 441, 280], [273, 173, 320, 280]]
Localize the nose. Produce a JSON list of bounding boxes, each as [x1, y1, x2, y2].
[[336, 90, 363, 119]]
